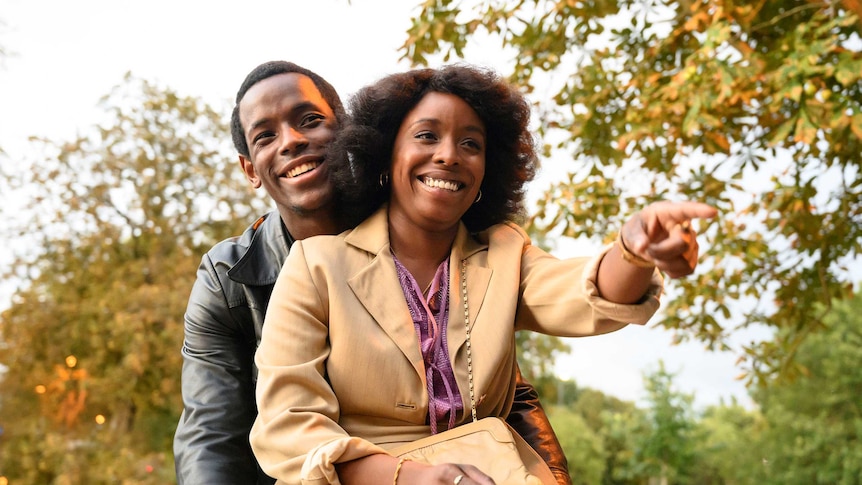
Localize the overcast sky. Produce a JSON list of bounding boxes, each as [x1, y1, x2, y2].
[[0, 0, 757, 409]]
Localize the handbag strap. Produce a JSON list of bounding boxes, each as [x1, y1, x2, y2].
[[460, 259, 478, 423], [460, 260, 558, 485]]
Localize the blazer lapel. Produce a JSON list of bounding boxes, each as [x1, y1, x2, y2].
[[343, 208, 494, 388], [345, 208, 426, 383], [447, 225, 491, 360]]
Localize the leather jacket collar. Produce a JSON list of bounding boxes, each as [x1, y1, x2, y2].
[[228, 211, 294, 286]]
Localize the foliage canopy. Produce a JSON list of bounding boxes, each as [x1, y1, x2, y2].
[[401, 0, 862, 384]]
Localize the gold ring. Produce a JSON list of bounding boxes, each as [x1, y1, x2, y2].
[[454, 474, 464, 485]]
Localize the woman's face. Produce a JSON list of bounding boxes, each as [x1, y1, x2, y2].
[[388, 91, 486, 235]]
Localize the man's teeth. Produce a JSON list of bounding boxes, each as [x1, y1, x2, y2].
[[287, 162, 320, 178], [422, 176, 461, 192]]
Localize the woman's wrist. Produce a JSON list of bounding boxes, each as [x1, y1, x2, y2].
[[393, 458, 407, 485], [616, 231, 655, 269]]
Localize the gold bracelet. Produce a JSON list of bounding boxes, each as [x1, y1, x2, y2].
[[616, 232, 655, 268], [393, 457, 407, 485]]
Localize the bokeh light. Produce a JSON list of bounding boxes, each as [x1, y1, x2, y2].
[[65, 355, 77, 368]]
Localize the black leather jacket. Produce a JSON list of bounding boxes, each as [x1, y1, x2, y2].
[[173, 212, 571, 484]]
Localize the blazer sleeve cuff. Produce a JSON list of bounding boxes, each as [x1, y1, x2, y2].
[[300, 437, 389, 485], [582, 244, 664, 326]]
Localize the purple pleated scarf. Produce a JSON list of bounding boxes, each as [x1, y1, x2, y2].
[[393, 254, 464, 434]]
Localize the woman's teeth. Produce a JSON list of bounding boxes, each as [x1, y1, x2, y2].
[[422, 176, 461, 192]]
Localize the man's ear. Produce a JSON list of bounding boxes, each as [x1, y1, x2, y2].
[[239, 155, 262, 189]]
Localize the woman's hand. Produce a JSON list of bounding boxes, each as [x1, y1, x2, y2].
[[338, 454, 495, 485], [620, 201, 717, 278], [399, 460, 496, 485]]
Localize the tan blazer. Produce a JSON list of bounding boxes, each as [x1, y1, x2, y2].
[[251, 207, 662, 484]]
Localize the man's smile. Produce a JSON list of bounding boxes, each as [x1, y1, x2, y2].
[[287, 161, 321, 178]]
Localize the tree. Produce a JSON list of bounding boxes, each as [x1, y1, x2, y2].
[[691, 400, 765, 484], [747, 292, 862, 484], [401, 0, 862, 385], [632, 363, 699, 484], [571, 388, 644, 485], [547, 405, 607, 485], [599, 404, 651, 485], [571, 387, 635, 434], [0, 74, 263, 483]]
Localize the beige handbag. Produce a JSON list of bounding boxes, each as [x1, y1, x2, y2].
[[389, 261, 557, 485]]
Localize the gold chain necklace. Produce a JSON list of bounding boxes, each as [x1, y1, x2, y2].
[[460, 259, 478, 423]]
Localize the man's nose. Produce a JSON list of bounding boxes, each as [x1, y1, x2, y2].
[[280, 126, 308, 154]]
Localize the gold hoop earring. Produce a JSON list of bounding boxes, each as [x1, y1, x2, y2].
[[474, 189, 482, 204], [379, 172, 389, 187]]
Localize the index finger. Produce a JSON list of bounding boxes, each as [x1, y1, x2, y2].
[[661, 201, 718, 221], [643, 202, 716, 234]]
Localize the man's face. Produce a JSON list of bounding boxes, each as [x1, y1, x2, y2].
[[238, 73, 338, 217]]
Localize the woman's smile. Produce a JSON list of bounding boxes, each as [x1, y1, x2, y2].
[[419, 175, 464, 192]]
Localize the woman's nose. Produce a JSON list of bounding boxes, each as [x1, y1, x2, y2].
[[434, 141, 459, 166]]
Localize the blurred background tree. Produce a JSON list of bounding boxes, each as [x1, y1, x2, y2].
[[0, 75, 266, 483], [401, 0, 862, 385], [690, 400, 765, 484], [543, 290, 862, 485], [632, 363, 699, 485], [745, 292, 862, 484]]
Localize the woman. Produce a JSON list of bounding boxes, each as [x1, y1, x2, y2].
[[250, 64, 717, 484]]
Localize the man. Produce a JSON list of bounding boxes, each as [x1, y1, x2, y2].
[[173, 61, 571, 484]]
